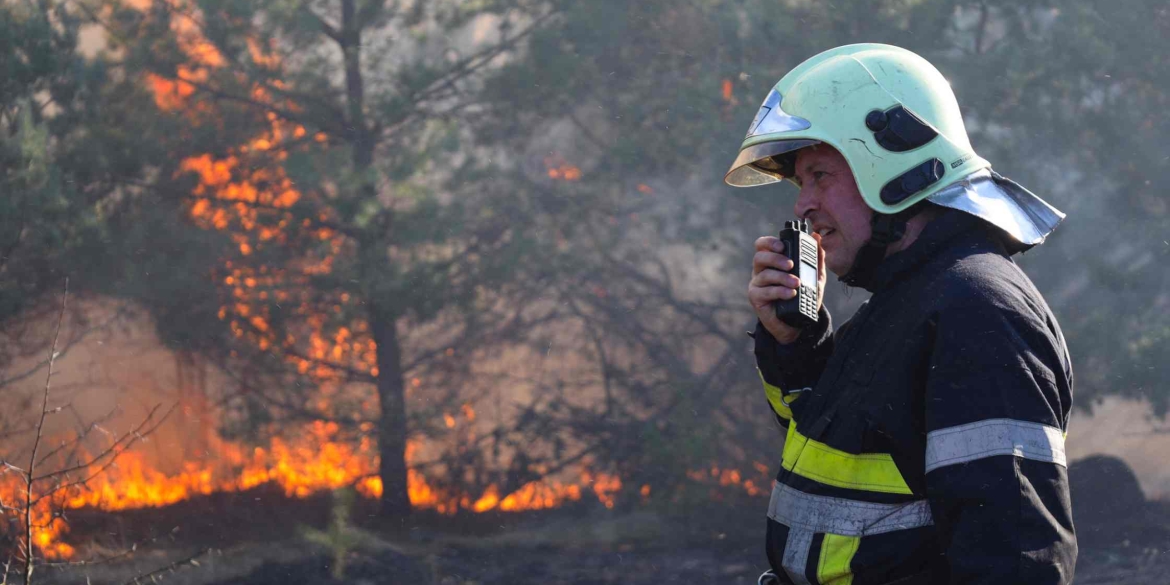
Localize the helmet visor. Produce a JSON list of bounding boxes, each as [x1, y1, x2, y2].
[[725, 89, 816, 187], [724, 139, 820, 187]]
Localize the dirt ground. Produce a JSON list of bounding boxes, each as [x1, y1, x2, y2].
[[27, 491, 1170, 585]]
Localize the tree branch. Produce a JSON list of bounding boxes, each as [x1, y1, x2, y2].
[[975, 2, 990, 55], [30, 403, 174, 493], [118, 548, 211, 585], [410, 12, 556, 108], [34, 404, 120, 472], [301, 4, 342, 43], [173, 76, 349, 136], [0, 303, 131, 390], [22, 278, 68, 584]]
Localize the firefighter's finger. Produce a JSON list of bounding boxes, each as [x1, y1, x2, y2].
[[753, 250, 794, 276], [755, 236, 784, 254], [749, 284, 797, 307], [752, 268, 801, 290]]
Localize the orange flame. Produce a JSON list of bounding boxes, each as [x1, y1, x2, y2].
[[2, 420, 625, 558], [684, 463, 770, 498], [544, 155, 582, 181]]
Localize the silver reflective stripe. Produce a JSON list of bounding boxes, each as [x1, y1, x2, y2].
[[781, 528, 814, 585], [767, 481, 933, 537], [925, 418, 1067, 473]]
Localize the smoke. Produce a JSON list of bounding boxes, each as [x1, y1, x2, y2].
[[1067, 396, 1170, 499], [0, 298, 205, 475]]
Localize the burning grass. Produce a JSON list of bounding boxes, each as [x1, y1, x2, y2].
[[0, 419, 637, 559]]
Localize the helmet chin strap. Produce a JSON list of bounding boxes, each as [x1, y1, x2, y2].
[[839, 204, 924, 289]]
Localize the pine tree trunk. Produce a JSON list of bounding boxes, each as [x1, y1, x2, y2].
[[369, 306, 411, 518], [337, 0, 409, 519]]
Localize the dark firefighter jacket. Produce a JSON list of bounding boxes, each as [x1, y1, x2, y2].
[[753, 209, 1076, 585]]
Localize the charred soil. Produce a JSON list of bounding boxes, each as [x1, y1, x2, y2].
[[27, 484, 1170, 585]]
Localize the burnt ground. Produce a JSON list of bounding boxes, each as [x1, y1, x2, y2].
[[27, 485, 1170, 585], [33, 487, 774, 585]]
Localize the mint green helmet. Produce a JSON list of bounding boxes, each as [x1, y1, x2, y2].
[[725, 43, 991, 215]]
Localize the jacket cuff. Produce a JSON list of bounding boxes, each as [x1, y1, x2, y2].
[[753, 306, 832, 395]]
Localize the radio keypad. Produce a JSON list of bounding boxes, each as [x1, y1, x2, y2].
[[797, 286, 813, 315]]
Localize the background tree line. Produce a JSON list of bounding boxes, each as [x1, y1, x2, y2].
[[2, 0, 1167, 532]]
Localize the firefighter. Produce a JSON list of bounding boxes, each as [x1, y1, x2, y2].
[[728, 44, 1076, 584]]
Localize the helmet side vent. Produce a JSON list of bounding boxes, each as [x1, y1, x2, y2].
[[880, 158, 945, 205], [866, 105, 938, 152]]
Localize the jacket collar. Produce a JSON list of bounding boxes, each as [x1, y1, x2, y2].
[[853, 208, 993, 293]]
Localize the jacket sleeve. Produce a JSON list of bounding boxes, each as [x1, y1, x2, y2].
[[753, 305, 835, 428], [923, 296, 1076, 585]]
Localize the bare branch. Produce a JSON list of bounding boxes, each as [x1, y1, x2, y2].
[[411, 12, 556, 108], [22, 278, 68, 584], [566, 110, 611, 153], [0, 304, 131, 390], [37, 517, 212, 572], [563, 296, 615, 416], [0, 425, 36, 441], [119, 548, 211, 585], [211, 365, 374, 428], [35, 405, 120, 471], [1, 552, 13, 585], [31, 403, 174, 490], [401, 297, 560, 374]]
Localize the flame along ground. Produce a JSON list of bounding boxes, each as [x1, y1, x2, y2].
[[0, 419, 624, 559], [0, 416, 767, 560]]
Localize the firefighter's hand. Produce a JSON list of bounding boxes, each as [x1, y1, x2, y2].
[[748, 234, 825, 344]]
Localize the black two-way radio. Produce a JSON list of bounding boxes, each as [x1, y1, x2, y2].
[[774, 219, 820, 328]]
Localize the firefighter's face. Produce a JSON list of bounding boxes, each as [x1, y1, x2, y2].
[[792, 146, 873, 277]]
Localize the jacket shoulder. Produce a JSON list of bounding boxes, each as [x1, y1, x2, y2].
[[917, 237, 1071, 382], [921, 239, 1051, 318]]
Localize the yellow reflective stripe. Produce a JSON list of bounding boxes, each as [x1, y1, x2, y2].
[[758, 369, 798, 420], [783, 422, 912, 495], [817, 533, 858, 585]]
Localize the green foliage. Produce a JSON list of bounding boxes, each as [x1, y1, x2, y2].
[[9, 0, 1168, 517], [0, 1, 164, 325]]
